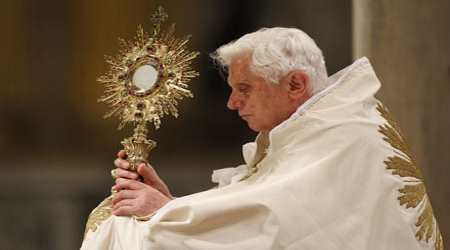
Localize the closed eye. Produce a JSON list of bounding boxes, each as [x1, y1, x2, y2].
[[237, 83, 251, 93]]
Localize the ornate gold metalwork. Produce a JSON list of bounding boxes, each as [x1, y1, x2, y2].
[[97, 6, 199, 170], [84, 6, 199, 237], [84, 196, 113, 238], [121, 122, 157, 171], [377, 103, 443, 250]]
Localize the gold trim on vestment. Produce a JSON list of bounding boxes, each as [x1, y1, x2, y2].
[[84, 196, 113, 238], [377, 103, 443, 250]]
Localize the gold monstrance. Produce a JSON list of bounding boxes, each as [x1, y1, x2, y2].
[[98, 7, 199, 171], [84, 7, 199, 237]]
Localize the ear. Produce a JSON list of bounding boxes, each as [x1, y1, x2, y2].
[[284, 70, 309, 100]]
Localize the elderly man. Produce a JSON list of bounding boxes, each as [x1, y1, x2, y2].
[[81, 28, 443, 250]]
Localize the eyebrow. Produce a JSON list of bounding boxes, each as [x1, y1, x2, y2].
[[229, 81, 249, 88]]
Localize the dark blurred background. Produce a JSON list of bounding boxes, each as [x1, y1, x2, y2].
[[0, 0, 448, 249]]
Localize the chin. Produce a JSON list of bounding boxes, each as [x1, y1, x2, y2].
[[246, 122, 263, 132]]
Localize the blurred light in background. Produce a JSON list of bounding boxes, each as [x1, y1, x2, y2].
[[4, 0, 448, 249]]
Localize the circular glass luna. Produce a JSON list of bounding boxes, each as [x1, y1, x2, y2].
[[132, 65, 159, 92]]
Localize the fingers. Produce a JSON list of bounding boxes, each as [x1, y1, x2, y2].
[[138, 164, 173, 199], [113, 180, 145, 191], [111, 184, 171, 217], [112, 189, 137, 205], [115, 177, 142, 185], [114, 168, 139, 180], [117, 150, 127, 159], [112, 199, 134, 215], [114, 158, 130, 170], [138, 163, 164, 185], [112, 198, 134, 209], [115, 177, 127, 184], [112, 205, 135, 216]]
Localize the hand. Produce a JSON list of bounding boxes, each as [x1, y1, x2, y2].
[[113, 150, 173, 199], [111, 179, 171, 217]]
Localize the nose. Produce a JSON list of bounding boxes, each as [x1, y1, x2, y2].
[[227, 92, 239, 110]]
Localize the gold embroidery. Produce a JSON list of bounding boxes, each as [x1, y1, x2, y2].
[[84, 196, 113, 238], [241, 132, 270, 180], [377, 103, 443, 250]]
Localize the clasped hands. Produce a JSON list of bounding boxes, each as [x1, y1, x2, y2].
[[111, 150, 173, 218]]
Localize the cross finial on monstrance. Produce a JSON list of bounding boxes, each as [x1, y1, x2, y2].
[[150, 6, 168, 25], [97, 6, 199, 172], [83, 6, 198, 238]]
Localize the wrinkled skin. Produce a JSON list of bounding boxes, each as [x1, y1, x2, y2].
[[111, 54, 310, 217], [111, 150, 173, 217], [226, 54, 310, 132]]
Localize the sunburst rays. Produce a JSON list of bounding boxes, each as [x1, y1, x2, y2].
[[98, 6, 199, 130]]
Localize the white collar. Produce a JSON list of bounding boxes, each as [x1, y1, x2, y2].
[[268, 57, 372, 143]]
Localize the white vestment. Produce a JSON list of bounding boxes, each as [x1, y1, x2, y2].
[[81, 58, 443, 250]]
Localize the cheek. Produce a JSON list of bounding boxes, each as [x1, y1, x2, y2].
[[247, 101, 256, 110], [240, 96, 254, 109], [259, 95, 284, 122], [251, 99, 271, 122]]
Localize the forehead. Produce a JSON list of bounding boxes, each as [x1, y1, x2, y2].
[[227, 55, 251, 85]]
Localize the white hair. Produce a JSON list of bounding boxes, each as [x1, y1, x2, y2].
[[211, 27, 328, 95]]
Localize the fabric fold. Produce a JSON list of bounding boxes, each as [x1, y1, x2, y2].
[[81, 58, 442, 250]]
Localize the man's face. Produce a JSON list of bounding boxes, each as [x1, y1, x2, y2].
[[226, 55, 296, 132]]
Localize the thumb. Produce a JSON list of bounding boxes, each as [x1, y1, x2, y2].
[[137, 163, 157, 184], [137, 163, 172, 199]]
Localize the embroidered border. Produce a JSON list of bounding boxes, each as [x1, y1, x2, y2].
[[377, 103, 443, 250], [84, 196, 113, 238]]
